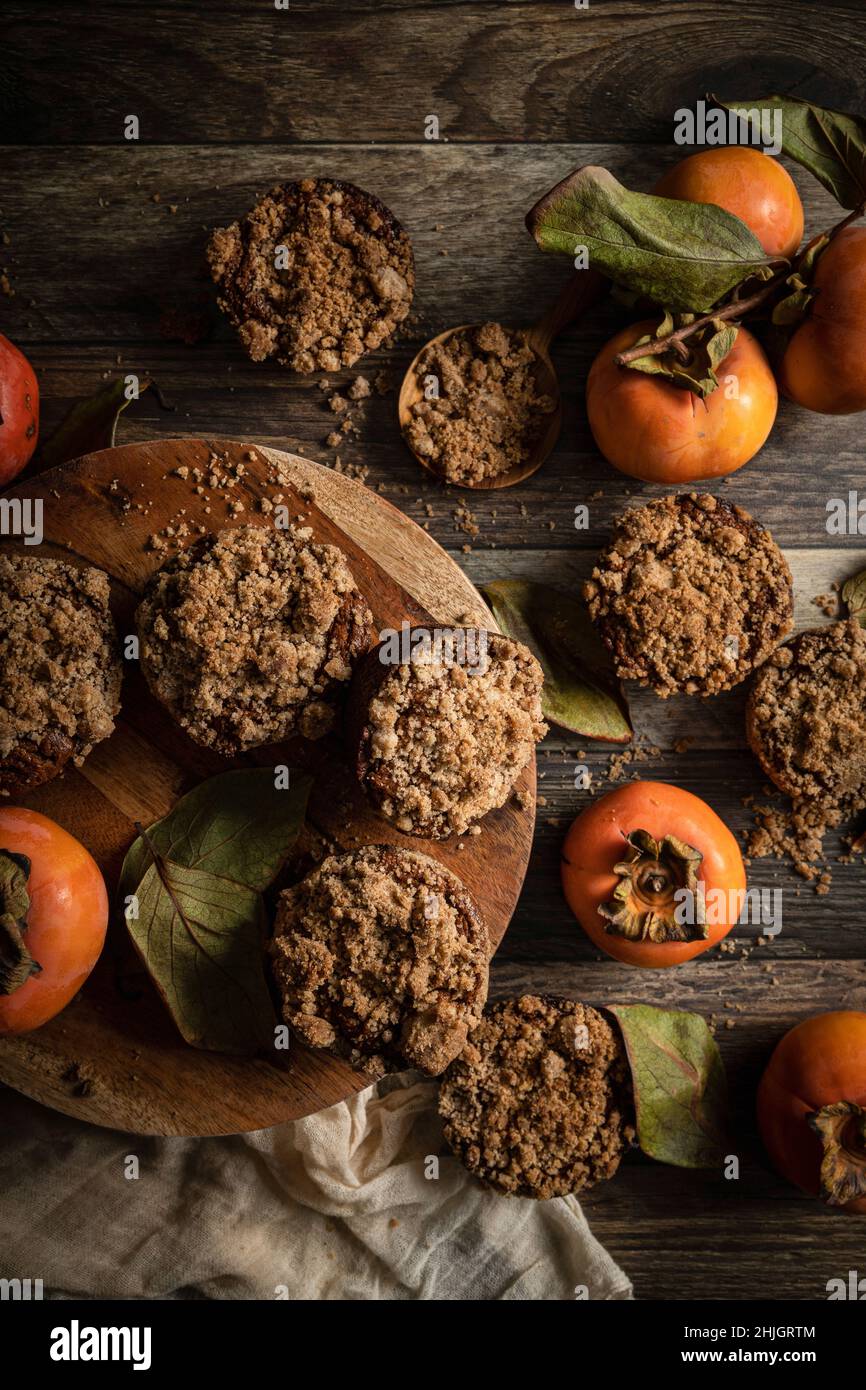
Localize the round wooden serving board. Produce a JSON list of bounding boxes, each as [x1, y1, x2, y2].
[[0, 439, 536, 1136]]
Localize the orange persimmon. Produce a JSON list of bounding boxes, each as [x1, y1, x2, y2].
[[586, 320, 778, 484], [0, 333, 39, 485], [654, 147, 804, 261], [561, 781, 746, 969], [758, 1011, 866, 1214], [779, 226, 866, 415], [0, 807, 108, 1034]]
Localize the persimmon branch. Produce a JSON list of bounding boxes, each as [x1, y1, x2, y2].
[[613, 200, 866, 368]]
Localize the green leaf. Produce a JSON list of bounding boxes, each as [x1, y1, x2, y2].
[[623, 337, 671, 377], [36, 376, 151, 471], [842, 567, 866, 628], [798, 234, 831, 279], [705, 322, 738, 370], [483, 579, 632, 742], [770, 235, 830, 327], [129, 857, 276, 1053], [118, 768, 310, 904], [120, 768, 312, 1055], [655, 309, 676, 339], [609, 1004, 729, 1169], [526, 164, 775, 312], [771, 286, 814, 326], [719, 96, 866, 209]]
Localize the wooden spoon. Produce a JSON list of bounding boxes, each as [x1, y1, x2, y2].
[[398, 270, 606, 490]]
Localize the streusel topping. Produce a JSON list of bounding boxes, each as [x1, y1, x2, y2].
[[439, 995, 635, 1199], [270, 844, 489, 1077], [405, 323, 555, 484], [747, 619, 866, 804], [136, 524, 372, 754], [355, 630, 547, 838], [207, 179, 414, 373], [0, 553, 121, 792], [584, 493, 793, 697]]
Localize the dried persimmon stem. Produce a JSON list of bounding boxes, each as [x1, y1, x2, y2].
[[613, 201, 866, 368]]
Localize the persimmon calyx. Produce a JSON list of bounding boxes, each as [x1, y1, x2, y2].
[[599, 829, 707, 943], [807, 1101, 866, 1207], [622, 316, 738, 400], [0, 849, 40, 995]]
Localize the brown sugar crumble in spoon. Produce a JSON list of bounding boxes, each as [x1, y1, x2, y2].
[[401, 322, 557, 487], [398, 272, 605, 490]]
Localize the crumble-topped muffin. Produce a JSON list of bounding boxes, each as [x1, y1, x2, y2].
[[0, 552, 122, 796], [135, 525, 373, 755], [269, 844, 489, 1077], [404, 323, 556, 485], [347, 627, 547, 838], [746, 619, 866, 806], [439, 995, 635, 1199], [207, 179, 414, 373], [584, 493, 793, 697]]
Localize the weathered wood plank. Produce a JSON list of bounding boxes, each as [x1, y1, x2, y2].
[[11, 337, 866, 557], [2, 2, 865, 146], [489, 957, 866, 1034], [0, 143, 845, 346], [4, 143, 864, 554], [584, 1165, 866, 1300]]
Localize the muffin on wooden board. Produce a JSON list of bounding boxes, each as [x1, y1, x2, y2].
[[0, 550, 122, 800], [439, 994, 635, 1199], [0, 552, 122, 797], [746, 619, 866, 805], [135, 525, 373, 755], [269, 844, 489, 1077], [207, 178, 414, 373], [584, 493, 793, 697], [346, 627, 547, 838]]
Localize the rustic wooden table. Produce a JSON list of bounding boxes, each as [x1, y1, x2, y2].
[[2, 1, 866, 1300]]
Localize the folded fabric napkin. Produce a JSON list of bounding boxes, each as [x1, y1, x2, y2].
[[0, 1074, 632, 1301]]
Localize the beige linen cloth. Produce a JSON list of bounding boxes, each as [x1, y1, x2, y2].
[[0, 1073, 631, 1301]]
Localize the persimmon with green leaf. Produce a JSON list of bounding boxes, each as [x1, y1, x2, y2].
[[526, 163, 775, 313], [654, 147, 804, 260], [586, 318, 777, 483], [758, 1011, 866, 1213], [561, 781, 745, 969], [528, 94, 866, 442]]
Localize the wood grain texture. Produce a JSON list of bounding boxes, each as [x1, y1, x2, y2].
[[12, 340, 866, 562], [2, 143, 864, 560], [3, 1, 866, 145], [0, 143, 847, 349], [0, 440, 536, 1135]]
